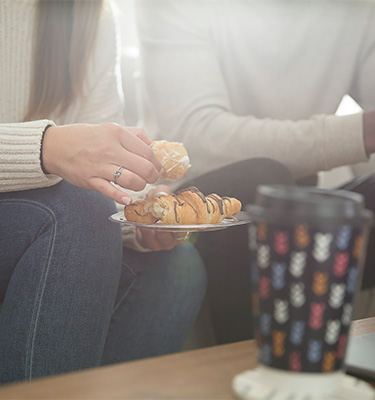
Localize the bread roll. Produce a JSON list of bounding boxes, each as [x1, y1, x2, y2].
[[151, 140, 190, 180]]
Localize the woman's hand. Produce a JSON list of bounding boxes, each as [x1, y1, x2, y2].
[[42, 123, 162, 204], [136, 229, 181, 252]]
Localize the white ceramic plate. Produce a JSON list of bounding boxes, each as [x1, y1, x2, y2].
[[109, 211, 251, 233]]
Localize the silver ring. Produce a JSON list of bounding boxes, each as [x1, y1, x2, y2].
[[113, 166, 125, 185]]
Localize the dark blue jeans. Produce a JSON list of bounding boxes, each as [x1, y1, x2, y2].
[[0, 182, 206, 384]]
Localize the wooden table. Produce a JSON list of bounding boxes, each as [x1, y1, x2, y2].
[[0, 318, 374, 399]]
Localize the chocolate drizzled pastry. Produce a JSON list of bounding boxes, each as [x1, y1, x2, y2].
[[124, 189, 242, 225], [207, 194, 224, 215]]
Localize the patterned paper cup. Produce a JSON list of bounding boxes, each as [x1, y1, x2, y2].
[[247, 186, 372, 374]]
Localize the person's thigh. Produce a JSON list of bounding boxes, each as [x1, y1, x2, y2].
[[0, 181, 122, 383], [102, 242, 207, 364], [183, 158, 294, 344]]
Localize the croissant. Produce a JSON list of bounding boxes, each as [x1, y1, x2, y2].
[[151, 140, 191, 180], [125, 187, 242, 225]]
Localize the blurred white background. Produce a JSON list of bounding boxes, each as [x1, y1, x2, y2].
[[113, 0, 141, 126]]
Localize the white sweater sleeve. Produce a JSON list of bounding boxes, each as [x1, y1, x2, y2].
[[137, 0, 368, 180], [0, 120, 62, 192]]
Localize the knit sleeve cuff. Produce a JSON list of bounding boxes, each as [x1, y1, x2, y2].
[[0, 120, 62, 192], [320, 113, 368, 171]]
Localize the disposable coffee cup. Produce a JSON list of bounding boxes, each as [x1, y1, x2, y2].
[[233, 185, 374, 400]]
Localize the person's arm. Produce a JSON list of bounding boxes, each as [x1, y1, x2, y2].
[[0, 120, 61, 192], [0, 113, 160, 202], [137, 0, 368, 180], [350, 7, 375, 157]]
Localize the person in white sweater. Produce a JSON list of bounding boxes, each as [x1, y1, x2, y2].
[[137, 0, 375, 343], [0, 0, 206, 383], [137, 0, 375, 180]]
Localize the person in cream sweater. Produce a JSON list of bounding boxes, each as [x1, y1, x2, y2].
[[0, 0, 206, 383]]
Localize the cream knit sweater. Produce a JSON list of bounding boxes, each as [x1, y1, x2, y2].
[[0, 0, 125, 193]]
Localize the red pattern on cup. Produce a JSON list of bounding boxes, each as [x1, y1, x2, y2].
[[289, 351, 302, 372], [259, 276, 271, 299], [333, 252, 349, 278], [274, 231, 289, 255], [309, 303, 325, 330], [337, 334, 348, 359]]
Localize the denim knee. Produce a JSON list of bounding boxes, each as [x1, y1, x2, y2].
[[123, 242, 207, 305], [38, 181, 117, 225], [38, 182, 119, 239], [8, 181, 123, 275], [165, 243, 207, 297], [144, 243, 207, 308]]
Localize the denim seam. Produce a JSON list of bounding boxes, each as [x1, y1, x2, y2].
[[123, 261, 136, 278], [0, 199, 57, 381], [112, 262, 137, 314]]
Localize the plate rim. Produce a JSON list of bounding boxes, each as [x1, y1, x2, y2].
[[109, 210, 250, 231]]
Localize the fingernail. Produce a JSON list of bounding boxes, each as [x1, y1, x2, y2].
[[122, 197, 132, 205]]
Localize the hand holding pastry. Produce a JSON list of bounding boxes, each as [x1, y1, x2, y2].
[[42, 123, 162, 204]]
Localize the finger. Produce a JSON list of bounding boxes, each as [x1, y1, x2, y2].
[[147, 185, 171, 199], [155, 231, 179, 250], [89, 177, 132, 205], [132, 127, 152, 145], [102, 145, 160, 184], [137, 229, 162, 251], [119, 128, 162, 171], [98, 165, 147, 192], [121, 150, 160, 184]]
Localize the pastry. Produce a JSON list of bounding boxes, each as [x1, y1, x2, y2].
[[151, 140, 191, 180], [124, 187, 242, 225]]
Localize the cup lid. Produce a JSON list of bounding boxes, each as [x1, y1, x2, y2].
[[249, 185, 372, 224]]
